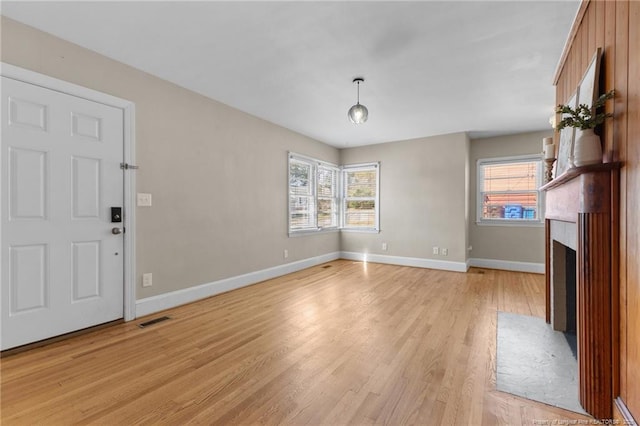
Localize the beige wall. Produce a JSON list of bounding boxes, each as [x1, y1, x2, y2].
[[1, 16, 553, 304], [340, 133, 469, 263], [468, 130, 550, 264], [1, 17, 340, 299]]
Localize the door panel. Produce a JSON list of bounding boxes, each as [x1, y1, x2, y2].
[[9, 147, 47, 219], [9, 244, 48, 313], [1, 76, 124, 350]]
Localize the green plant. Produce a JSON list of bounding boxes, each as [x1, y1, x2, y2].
[[555, 90, 615, 130]]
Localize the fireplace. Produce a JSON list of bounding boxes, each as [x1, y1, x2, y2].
[[541, 162, 621, 419]]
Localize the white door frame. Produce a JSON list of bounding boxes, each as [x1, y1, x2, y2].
[[1, 62, 137, 321]]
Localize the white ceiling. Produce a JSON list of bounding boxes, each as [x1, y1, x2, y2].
[[1, 1, 579, 148]]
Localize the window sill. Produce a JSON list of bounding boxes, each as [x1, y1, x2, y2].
[[340, 228, 380, 234], [288, 227, 379, 237], [288, 228, 339, 237]]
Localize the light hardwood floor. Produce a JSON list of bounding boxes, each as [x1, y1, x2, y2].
[[1, 260, 592, 425]]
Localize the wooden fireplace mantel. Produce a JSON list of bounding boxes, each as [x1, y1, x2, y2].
[[542, 161, 621, 419]]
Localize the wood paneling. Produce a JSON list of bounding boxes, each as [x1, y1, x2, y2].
[[626, 0, 640, 415], [0, 261, 593, 425], [554, 0, 639, 422], [614, 0, 629, 402]]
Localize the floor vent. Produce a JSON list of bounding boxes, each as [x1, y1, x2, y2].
[[321, 265, 332, 269], [138, 316, 171, 328]]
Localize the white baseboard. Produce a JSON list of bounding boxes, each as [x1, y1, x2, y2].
[[468, 258, 544, 274], [135, 251, 341, 318], [136, 252, 542, 319], [339, 251, 469, 272]]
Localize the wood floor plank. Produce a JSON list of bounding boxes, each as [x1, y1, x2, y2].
[[1, 260, 593, 425]]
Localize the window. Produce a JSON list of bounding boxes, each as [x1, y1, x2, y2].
[[288, 154, 339, 234], [288, 154, 380, 235], [317, 165, 338, 228], [477, 155, 543, 225], [342, 163, 380, 231]]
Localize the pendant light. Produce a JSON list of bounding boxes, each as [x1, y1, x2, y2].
[[348, 78, 368, 124]]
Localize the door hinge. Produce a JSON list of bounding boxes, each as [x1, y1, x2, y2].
[[120, 163, 139, 170]]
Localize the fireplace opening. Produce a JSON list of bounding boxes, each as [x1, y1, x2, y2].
[[564, 246, 577, 359], [551, 239, 577, 359]]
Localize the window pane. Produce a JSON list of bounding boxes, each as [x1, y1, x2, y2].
[[346, 170, 376, 197], [345, 200, 376, 227], [289, 161, 312, 196], [317, 167, 336, 198], [317, 198, 336, 228], [289, 196, 315, 229], [479, 157, 541, 222], [482, 161, 538, 192], [481, 193, 538, 219]]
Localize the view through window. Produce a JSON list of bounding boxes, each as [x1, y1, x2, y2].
[[288, 154, 379, 234], [478, 156, 542, 223], [342, 165, 379, 230]]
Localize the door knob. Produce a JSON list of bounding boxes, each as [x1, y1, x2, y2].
[[112, 227, 123, 235]]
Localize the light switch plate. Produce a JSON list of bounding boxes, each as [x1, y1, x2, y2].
[[137, 193, 152, 207], [142, 273, 152, 287]]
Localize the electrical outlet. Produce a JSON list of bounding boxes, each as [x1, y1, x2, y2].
[[142, 273, 153, 287], [382, 242, 388, 251], [433, 246, 439, 255], [137, 193, 152, 207], [441, 248, 448, 256], [284, 249, 288, 259]]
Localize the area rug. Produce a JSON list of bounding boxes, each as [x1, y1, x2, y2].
[[496, 311, 586, 414]]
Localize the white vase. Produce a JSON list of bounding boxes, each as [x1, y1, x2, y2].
[[573, 128, 602, 167]]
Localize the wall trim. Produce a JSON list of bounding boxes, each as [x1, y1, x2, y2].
[[136, 252, 341, 318], [468, 258, 544, 274], [614, 397, 638, 426], [340, 251, 469, 273], [136, 252, 546, 318]]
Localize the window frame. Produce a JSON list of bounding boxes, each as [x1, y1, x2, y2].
[[288, 153, 340, 236], [476, 154, 543, 227], [340, 162, 380, 233]]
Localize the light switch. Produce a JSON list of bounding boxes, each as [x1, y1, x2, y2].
[[142, 273, 152, 287], [137, 193, 152, 207]]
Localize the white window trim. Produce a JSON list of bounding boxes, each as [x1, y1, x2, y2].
[[288, 154, 380, 236], [340, 162, 380, 233], [288, 152, 340, 236], [476, 154, 544, 227]]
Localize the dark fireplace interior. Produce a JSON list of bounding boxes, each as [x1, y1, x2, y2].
[[564, 246, 577, 359], [551, 239, 578, 359], [565, 247, 576, 335]]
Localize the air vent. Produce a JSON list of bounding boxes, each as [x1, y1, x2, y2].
[[138, 316, 171, 328], [321, 265, 332, 269]]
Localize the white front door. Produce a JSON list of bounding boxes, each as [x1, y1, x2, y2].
[[1, 76, 124, 350]]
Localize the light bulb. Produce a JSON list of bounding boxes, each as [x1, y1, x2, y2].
[[348, 103, 369, 124]]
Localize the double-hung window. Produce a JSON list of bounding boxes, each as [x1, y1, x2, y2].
[[477, 155, 543, 225], [341, 163, 380, 231], [288, 154, 339, 234], [317, 165, 338, 228], [288, 154, 380, 234]]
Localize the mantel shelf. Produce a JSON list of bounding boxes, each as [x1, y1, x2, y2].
[[541, 161, 622, 191]]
